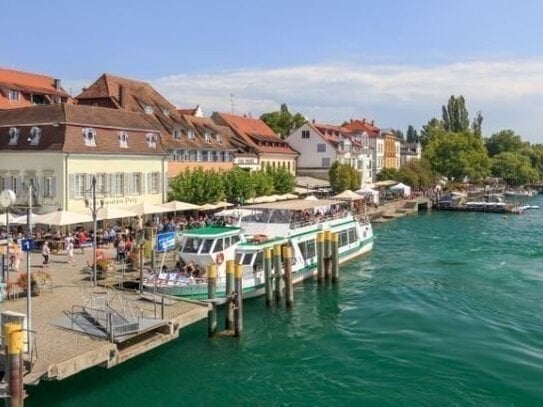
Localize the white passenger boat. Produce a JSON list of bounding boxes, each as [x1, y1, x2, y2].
[[143, 199, 374, 300]]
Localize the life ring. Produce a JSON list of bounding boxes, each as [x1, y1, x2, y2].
[[215, 252, 225, 265]]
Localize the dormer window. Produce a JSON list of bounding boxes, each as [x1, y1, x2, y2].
[[216, 134, 223, 144], [162, 109, 170, 117], [8, 127, 20, 145], [187, 130, 195, 140], [146, 133, 158, 148], [205, 132, 211, 143], [118, 131, 129, 148], [28, 127, 41, 145], [173, 129, 181, 140], [8, 90, 19, 101], [82, 128, 97, 147], [144, 105, 154, 115]]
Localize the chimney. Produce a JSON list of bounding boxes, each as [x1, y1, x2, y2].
[[362, 118, 366, 124], [53, 78, 61, 91], [312, 118, 315, 124], [350, 118, 353, 123], [371, 120, 374, 126], [118, 84, 126, 108]]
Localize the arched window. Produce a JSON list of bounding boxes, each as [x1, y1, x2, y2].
[[146, 133, 157, 148], [82, 128, 97, 147], [8, 127, 20, 145], [118, 131, 129, 148], [28, 127, 42, 145]]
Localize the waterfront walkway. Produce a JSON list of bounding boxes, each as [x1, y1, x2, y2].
[[0, 247, 209, 387]]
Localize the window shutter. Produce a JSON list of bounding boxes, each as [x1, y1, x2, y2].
[[147, 173, 152, 194], [123, 173, 129, 196], [51, 176, 56, 198], [17, 176, 23, 195], [156, 172, 162, 194], [139, 172, 144, 195], [104, 173, 111, 196], [69, 174, 75, 199]]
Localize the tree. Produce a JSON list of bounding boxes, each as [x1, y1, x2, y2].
[[471, 111, 483, 136], [397, 158, 437, 188], [392, 129, 404, 140], [442, 95, 470, 133], [406, 125, 419, 143], [329, 162, 360, 193], [519, 144, 543, 180], [423, 131, 490, 181], [252, 170, 274, 197], [260, 103, 306, 138], [270, 167, 296, 194], [419, 118, 443, 148], [491, 152, 538, 186], [485, 129, 523, 157], [376, 167, 400, 182], [223, 167, 255, 203], [168, 167, 224, 204]]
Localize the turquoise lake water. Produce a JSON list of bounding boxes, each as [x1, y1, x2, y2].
[[28, 196, 543, 406]]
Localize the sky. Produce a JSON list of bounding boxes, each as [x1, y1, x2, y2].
[[3, 0, 543, 142]]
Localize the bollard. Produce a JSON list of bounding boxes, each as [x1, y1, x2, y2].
[[323, 230, 331, 258], [234, 264, 243, 337], [324, 230, 332, 280], [207, 264, 218, 337], [5, 322, 23, 407], [282, 246, 294, 308], [316, 232, 325, 283], [225, 260, 235, 330], [263, 247, 273, 307], [273, 244, 283, 301], [331, 232, 340, 283]]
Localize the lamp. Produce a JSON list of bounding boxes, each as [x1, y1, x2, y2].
[[85, 175, 104, 287]]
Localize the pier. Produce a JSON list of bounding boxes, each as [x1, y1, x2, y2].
[[0, 248, 209, 399], [367, 197, 432, 223]]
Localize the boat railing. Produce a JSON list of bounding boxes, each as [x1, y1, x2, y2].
[[289, 212, 350, 230]]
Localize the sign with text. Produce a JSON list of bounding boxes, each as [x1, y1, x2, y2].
[[21, 239, 34, 252], [156, 231, 176, 253]]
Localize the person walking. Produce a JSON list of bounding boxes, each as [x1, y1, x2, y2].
[[42, 241, 50, 268]]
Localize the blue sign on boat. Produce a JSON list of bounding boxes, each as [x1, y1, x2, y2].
[[156, 231, 176, 252], [21, 239, 34, 252]]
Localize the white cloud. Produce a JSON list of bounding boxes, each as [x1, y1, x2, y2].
[[149, 59, 543, 142]]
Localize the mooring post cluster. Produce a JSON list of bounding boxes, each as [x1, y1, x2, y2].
[[317, 231, 340, 284]]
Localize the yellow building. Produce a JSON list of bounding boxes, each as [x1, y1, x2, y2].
[[383, 133, 401, 169], [0, 104, 168, 214]]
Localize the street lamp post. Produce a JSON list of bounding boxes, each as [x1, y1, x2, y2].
[[26, 183, 33, 356], [85, 175, 103, 287]]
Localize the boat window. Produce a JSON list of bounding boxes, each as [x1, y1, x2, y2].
[[235, 252, 243, 264], [201, 239, 214, 254], [298, 241, 307, 259], [183, 238, 202, 253], [242, 253, 254, 265], [232, 235, 240, 244], [339, 230, 348, 247], [306, 239, 316, 258], [213, 238, 224, 253], [253, 251, 263, 272], [348, 228, 357, 244], [224, 236, 231, 249]]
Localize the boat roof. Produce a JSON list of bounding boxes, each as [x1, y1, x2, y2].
[[182, 226, 241, 237], [241, 199, 341, 211]]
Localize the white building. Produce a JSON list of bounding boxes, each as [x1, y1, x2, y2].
[[0, 104, 168, 214], [400, 142, 422, 166], [286, 122, 373, 185]]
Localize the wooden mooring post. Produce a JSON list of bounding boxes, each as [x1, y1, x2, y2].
[[4, 322, 23, 407], [331, 232, 340, 283], [207, 264, 218, 337], [225, 260, 235, 330], [263, 247, 273, 307], [273, 244, 283, 301], [233, 264, 243, 337], [316, 231, 325, 283], [282, 246, 294, 307], [323, 230, 332, 280]]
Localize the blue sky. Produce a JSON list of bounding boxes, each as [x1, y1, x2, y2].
[[3, 0, 543, 141]]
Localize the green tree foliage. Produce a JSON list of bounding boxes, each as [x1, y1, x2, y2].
[[270, 167, 296, 194], [485, 129, 523, 157], [471, 111, 483, 136], [328, 162, 361, 193], [491, 152, 538, 186], [442, 95, 470, 133], [223, 167, 255, 203], [397, 159, 437, 188], [406, 125, 419, 143], [169, 168, 224, 205], [376, 167, 399, 182], [260, 103, 306, 138], [392, 129, 404, 140], [519, 144, 543, 179], [419, 118, 443, 148], [423, 131, 490, 181], [252, 170, 274, 197]]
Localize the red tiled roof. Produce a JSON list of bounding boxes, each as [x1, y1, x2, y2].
[[176, 107, 198, 116], [0, 104, 166, 155], [212, 112, 297, 156], [343, 119, 380, 136]]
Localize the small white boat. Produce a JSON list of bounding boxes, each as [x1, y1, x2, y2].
[[520, 205, 539, 210]]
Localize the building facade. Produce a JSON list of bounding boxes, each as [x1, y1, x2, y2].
[[400, 142, 422, 166], [0, 104, 168, 214], [286, 122, 373, 185]]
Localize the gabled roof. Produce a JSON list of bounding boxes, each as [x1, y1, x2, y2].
[[305, 121, 366, 154], [0, 103, 166, 155], [212, 112, 298, 156], [0, 67, 70, 109], [343, 119, 380, 137]]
